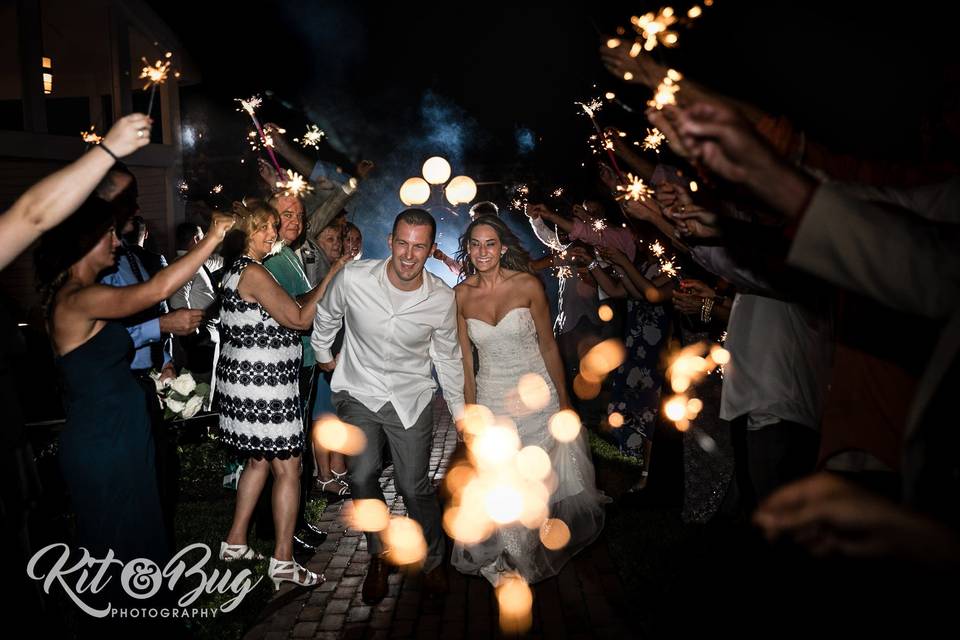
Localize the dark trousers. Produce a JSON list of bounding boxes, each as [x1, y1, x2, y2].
[[333, 391, 445, 571], [731, 417, 820, 508]]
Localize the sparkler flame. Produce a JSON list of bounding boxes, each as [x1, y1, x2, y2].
[[80, 125, 101, 145], [642, 127, 666, 152], [647, 70, 683, 110], [210, 184, 223, 194], [630, 8, 680, 52], [649, 240, 665, 257], [236, 95, 262, 116], [276, 169, 313, 198], [139, 57, 171, 89], [591, 219, 608, 233], [616, 173, 654, 201], [296, 124, 325, 148]]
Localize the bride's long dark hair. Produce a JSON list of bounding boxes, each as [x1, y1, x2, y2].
[[454, 215, 534, 279]]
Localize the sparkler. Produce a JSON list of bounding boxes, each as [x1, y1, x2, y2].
[[643, 127, 666, 152], [628, 7, 680, 52], [276, 169, 313, 198], [591, 218, 608, 233], [139, 53, 173, 118], [616, 173, 654, 202], [649, 240, 665, 258], [210, 184, 223, 195], [647, 70, 683, 110], [294, 124, 325, 149], [576, 100, 624, 178], [80, 125, 101, 145], [236, 95, 285, 179]]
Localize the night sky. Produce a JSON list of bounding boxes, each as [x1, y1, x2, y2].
[[147, 0, 958, 271]]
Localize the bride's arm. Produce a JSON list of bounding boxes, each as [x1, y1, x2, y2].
[[455, 289, 477, 405], [524, 276, 571, 411]]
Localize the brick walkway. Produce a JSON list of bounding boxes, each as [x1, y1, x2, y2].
[[244, 396, 632, 640]]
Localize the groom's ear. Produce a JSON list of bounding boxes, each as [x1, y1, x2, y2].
[[431, 242, 437, 255], [386, 234, 393, 251]]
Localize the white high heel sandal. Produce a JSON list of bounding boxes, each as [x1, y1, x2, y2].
[[219, 541, 265, 562], [268, 557, 324, 591]]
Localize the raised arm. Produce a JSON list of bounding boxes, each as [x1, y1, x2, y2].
[[0, 113, 152, 270], [238, 263, 326, 331], [68, 213, 234, 321]]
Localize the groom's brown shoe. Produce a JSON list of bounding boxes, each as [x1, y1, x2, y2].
[[362, 553, 390, 604]]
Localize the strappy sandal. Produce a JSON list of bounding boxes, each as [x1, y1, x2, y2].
[[219, 541, 265, 562], [317, 477, 351, 497], [268, 557, 324, 591]]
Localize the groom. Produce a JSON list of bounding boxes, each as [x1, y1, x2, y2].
[[311, 208, 465, 604]]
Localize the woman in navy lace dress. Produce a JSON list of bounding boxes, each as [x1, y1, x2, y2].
[[216, 200, 327, 590]]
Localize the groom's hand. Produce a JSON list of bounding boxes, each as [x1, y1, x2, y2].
[[318, 360, 336, 372]]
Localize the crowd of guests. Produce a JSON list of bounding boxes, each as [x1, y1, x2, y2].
[[2, 25, 959, 636]]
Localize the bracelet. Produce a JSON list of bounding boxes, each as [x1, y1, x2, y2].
[[700, 296, 715, 323], [98, 142, 119, 163]]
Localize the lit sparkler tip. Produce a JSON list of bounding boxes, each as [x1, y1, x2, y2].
[[642, 127, 666, 152], [236, 95, 262, 116], [80, 125, 102, 145], [296, 124, 325, 148], [591, 219, 608, 233], [649, 240, 665, 257], [615, 173, 654, 202], [210, 184, 223, 194], [139, 57, 172, 89], [276, 169, 313, 198]]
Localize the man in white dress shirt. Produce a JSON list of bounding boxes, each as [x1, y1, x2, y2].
[[312, 209, 465, 604]]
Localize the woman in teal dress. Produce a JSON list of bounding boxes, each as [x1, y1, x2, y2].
[[35, 198, 233, 564]]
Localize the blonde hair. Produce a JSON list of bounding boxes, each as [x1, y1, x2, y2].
[[221, 198, 278, 264]]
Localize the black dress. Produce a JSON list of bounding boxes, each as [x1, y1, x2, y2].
[[57, 321, 168, 564]]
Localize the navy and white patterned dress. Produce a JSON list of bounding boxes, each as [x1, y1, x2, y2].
[[216, 256, 304, 459]]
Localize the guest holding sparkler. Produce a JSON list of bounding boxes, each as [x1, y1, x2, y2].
[[672, 99, 960, 563], [34, 198, 234, 567], [0, 113, 152, 272]]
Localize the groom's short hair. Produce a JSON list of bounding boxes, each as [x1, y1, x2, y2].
[[392, 209, 436, 245]]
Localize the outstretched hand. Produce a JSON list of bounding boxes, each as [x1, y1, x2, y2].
[[102, 113, 153, 157], [674, 101, 778, 185], [754, 472, 960, 566], [599, 37, 665, 88]]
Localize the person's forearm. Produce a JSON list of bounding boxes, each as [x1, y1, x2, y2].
[[542, 211, 574, 234], [530, 255, 556, 272], [0, 146, 115, 270], [617, 260, 663, 302], [612, 143, 656, 179], [272, 137, 315, 177], [151, 235, 221, 301], [746, 159, 818, 221], [592, 265, 627, 298]]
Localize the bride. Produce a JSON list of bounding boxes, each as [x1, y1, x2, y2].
[[450, 214, 607, 586]]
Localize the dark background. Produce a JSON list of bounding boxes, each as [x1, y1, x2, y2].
[[147, 0, 960, 265]]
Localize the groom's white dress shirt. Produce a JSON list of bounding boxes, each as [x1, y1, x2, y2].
[[311, 258, 465, 429]]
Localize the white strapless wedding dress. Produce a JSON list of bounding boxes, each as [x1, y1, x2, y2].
[[451, 307, 608, 585]]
